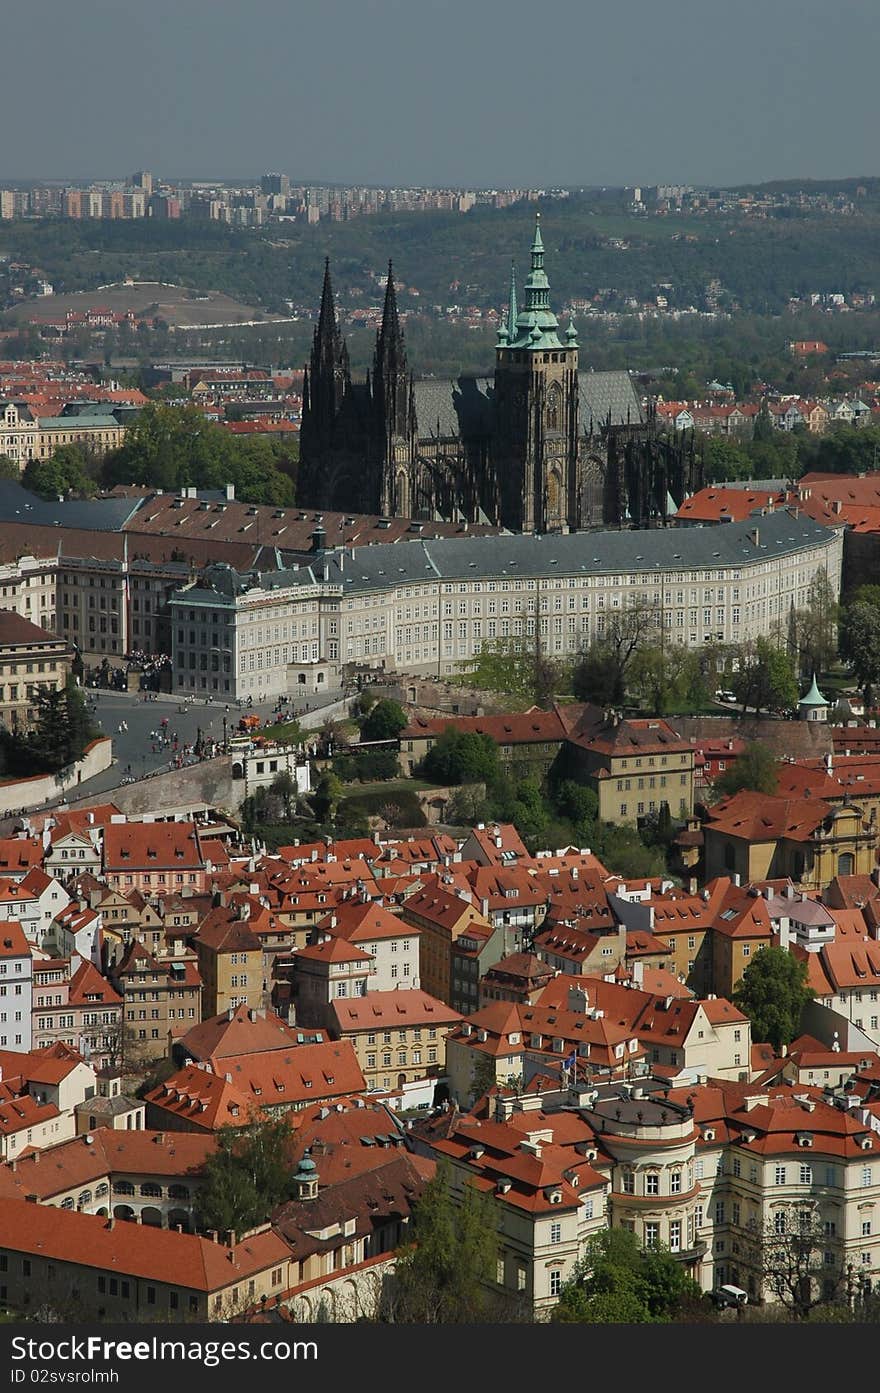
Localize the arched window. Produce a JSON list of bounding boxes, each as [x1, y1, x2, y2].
[[546, 386, 560, 432], [838, 852, 855, 877], [140, 1182, 162, 1198], [78, 1190, 93, 1207]]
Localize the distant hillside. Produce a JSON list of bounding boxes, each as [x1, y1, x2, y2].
[[3, 191, 880, 324], [1, 281, 284, 328]]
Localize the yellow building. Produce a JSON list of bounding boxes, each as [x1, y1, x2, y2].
[[0, 609, 73, 730], [193, 905, 264, 1017], [563, 709, 696, 825], [330, 988, 461, 1093], [702, 792, 876, 893]]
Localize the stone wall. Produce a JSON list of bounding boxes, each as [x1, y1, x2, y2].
[[671, 714, 833, 761], [69, 755, 239, 818], [0, 737, 113, 816]]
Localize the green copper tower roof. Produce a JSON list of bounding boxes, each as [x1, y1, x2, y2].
[[504, 212, 565, 352], [799, 673, 829, 706]]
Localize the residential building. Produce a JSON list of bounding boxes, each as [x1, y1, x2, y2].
[[112, 938, 202, 1064], [702, 792, 877, 891], [398, 886, 491, 1006], [102, 820, 209, 896], [31, 958, 122, 1070], [0, 923, 32, 1051], [0, 1199, 292, 1321], [143, 1040, 366, 1132], [192, 904, 264, 1017], [329, 988, 461, 1092], [0, 609, 73, 731]]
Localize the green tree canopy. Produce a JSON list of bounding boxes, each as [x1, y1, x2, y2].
[[573, 600, 659, 709], [732, 637, 799, 716], [732, 944, 814, 1051], [552, 1228, 702, 1324], [713, 741, 779, 798], [197, 1113, 294, 1235], [99, 402, 296, 503], [839, 594, 880, 704], [388, 1161, 513, 1322], [465, 635, 565, 707], [23, 443, 98, 500], [422, 727, 500, 785], [360, 698, 408, 743], [791, 568, 839, 681]]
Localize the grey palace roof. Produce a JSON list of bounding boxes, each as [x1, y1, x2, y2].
[[176, 511, 837, 606]]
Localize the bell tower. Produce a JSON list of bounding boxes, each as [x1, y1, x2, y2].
[[492, 214, 579, 532]]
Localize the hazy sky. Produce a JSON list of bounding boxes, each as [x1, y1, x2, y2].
[[5, 0, 878, 187]]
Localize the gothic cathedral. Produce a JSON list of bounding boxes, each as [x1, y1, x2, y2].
[[298, 216, 702, 530]]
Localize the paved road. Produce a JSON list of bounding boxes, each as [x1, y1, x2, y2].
[[55, 688, 348, 807]]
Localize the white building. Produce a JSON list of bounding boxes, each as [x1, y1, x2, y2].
[[0, 922, 33, 1051], [169, 513, 843, 700], [0, 868, 69, 950]]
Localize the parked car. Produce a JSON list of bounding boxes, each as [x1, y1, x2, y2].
[[709, 1284, 748, 1309]]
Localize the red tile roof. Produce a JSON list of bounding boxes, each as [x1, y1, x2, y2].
[[331, 989, 462, 1033], [0, 1198, 290, 1291]]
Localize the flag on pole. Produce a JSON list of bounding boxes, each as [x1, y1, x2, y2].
[[563, 1049, 577, 1084]]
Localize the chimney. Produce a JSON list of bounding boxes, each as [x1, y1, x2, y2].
[[226, 483, 235, 501]]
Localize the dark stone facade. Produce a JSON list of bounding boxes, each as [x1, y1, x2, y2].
[[299, 227, 702, 530]]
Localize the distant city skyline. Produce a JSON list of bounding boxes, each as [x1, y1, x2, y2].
[[2, 0, 878, 189]]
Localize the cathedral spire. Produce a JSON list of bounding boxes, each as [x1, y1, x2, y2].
[[373, 259, 409, 438], [507, 261, 518, 340], [379, 260, 401, 345], [523, 211, 551, 316], [315, 257, 339, 358]]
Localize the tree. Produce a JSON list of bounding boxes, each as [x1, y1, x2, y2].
[[703, 437, 753, 483], [99, 402, 295, 504], [714, 741, 779, 798], [465, 635, 565, 706], [592, 821, 667, 879], [749, 1202, 841, 1319], [732, 945, 814, 1050], [197, 1113, 294, 1235], [553, 779, 599, 830], [752, 400, 777, 444], [388, 1161, 511, 1322], [732, 637, 799, 716], [839, 596, 880, 705], [310, 771, 343, 823], [573, 599, 660, 708], [360, 698, 407, 743], [422, 727, 500, 785], [791, 569, 839, 680], [572, 643, 624, 705], [552, 1228, 701, 1324], [270, 770, 297, 819]]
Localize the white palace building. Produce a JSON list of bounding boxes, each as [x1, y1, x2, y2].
[[167, 511, 843, 702]]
